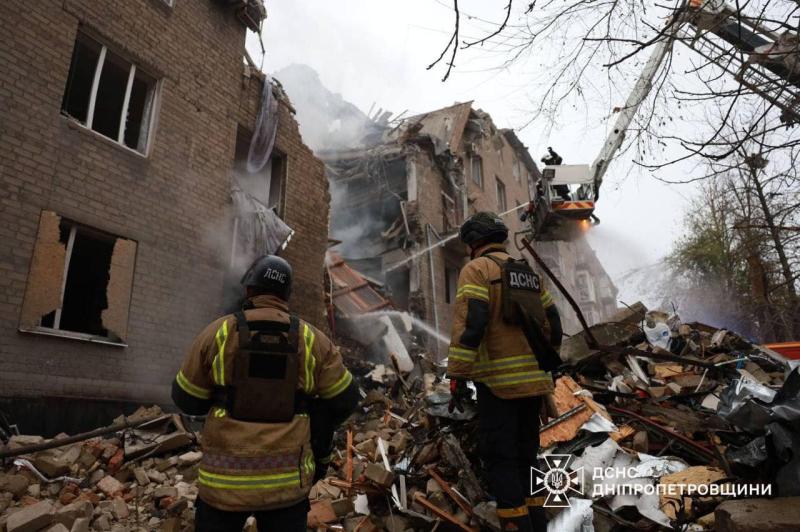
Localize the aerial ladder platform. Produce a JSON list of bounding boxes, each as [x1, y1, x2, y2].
[[525, 0, 800, 241]]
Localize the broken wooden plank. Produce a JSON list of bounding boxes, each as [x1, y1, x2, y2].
[[426, 466, 473, 517], [413, 493, 476, 532], [346, 430, 353, 489], [439, 434, 485, 504]]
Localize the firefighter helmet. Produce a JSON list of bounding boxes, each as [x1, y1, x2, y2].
[[241, 255, 293, 301], [459, 212, 508, 245]]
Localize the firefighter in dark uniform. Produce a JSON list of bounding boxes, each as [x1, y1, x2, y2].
[[172, 255, 359, 532], [447, 213, 563, 532]]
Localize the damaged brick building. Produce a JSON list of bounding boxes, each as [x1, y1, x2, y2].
[[323, 102, 542, 357], [0, 0, 329, 424]]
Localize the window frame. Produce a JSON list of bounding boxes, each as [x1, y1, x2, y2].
[[444, 266, 459, 304], [62, 31, 159, 156], [471, 155, 484, 189], [17, 210, 139, 347], [495, 177, 507, 212]]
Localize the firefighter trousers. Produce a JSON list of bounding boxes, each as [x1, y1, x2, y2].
[[194, 497, 309, 532], [476, 383, 547, 532]]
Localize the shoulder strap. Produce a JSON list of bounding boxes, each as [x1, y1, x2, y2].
[[288, 315, 300, 348], [234, 311, 250, 349]]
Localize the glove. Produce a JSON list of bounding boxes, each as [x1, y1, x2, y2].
[[448, 378, 470, 413]]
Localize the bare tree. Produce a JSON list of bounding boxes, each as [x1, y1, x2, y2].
[[428, 1, 800, 166], [667, 118, 800, 340]]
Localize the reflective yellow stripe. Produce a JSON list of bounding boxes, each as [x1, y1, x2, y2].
[[460, 283, 488, 295], [541, 291, 553, 307], [319, 370, 353, 399], [198, 469, 300, 490], [212, 407, 226, 418], [448, 346, 478, 363], [212, 320, 229, 385], [304, 453, 315, 476], [474, 354, 534, 369], [526, 496, 546, 507], [479, 372, 551, 388], [175, 370, 211, 399], [497, 505, 529, 518], [473, 363, 540, 378], [303, 324, 316, 393], [456, 284, 490, 301]]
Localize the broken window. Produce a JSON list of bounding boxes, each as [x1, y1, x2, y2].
[[444, 267, 459, 304], [441, 190, 457, 232], [471, 155, 483, 188], [225, 128, 291, 310], [575, 271, 596, 303], [19, 211, 137, 343], [61, 31, 157, 154], [233, 126, 286, 215], [496, 177, 507, 212]]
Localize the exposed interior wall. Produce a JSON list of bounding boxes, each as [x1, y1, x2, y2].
[[462, 116, 534, 245], [237, 76, 331, 331], [534, 238, 619, 335]]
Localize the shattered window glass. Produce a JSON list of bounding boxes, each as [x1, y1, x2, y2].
[[20, 211, 137, 343], [61, 31, 158, 154]]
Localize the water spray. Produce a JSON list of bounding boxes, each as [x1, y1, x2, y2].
[[351, 310, 452, 345], [384, 203, 529, 273]]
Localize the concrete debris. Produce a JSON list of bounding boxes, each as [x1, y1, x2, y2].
[[0, 406, 199, 531], [2, 303, 798, 530], [715, 497, 800, 532], [6, 500, 54, 532], [539, 302, 800, 529]]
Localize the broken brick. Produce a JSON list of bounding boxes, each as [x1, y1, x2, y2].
[[96, 476, 124, 498], [6, 500, 54, 532], [364, 463, 394, 488]]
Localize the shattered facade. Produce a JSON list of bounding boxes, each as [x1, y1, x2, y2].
[[0, 0, 328, 406], [323, 103, 540, 357], [536, 239, 620, 334]]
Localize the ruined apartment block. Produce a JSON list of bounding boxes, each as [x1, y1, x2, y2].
[[536, 240, 619, 335], [323, 103, 542, 357], [0, 0, 328, 426]]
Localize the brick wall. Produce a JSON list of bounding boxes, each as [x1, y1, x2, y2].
[[236, 77, 330, 330], [464, 129, 532, 238], [410, 111, 535, 357], [0, 0, 328, 404]]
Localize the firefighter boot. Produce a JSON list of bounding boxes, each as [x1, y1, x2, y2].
[[497, 506, 533, 532], [526, 497, 548, 532]]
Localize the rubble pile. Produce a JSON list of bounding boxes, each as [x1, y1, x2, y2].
[[311, 303, 800, 531], [3, 303, 800, 531], [307, 349, 493, 532], [0, 408, 200, 532], [543, 304, 800, 530]]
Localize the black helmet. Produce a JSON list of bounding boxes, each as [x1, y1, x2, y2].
[[241, 255, 293, 301], [459, 212, 508, 245]]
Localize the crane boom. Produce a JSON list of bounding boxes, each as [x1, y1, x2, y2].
[[531, 1, 800, 240], [590, 35, 674, 194]]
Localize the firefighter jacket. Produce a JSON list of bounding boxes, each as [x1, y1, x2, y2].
[[446, 243, 556, 399], [172, 295, 355, 512]]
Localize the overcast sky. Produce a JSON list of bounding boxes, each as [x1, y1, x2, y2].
[[246, 1, 704, 287]]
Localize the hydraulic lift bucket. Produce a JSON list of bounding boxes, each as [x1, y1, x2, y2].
[[550, 200, 595, 220]]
